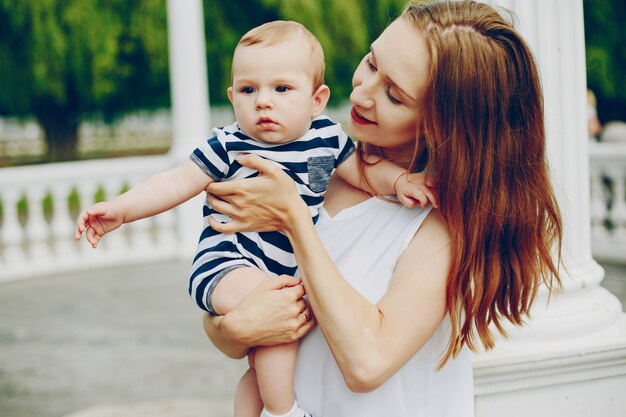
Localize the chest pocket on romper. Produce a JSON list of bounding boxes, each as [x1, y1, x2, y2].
[[307, 156, 335, 193]]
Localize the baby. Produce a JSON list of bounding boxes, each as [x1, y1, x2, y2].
[[75, 21, 436, 417]]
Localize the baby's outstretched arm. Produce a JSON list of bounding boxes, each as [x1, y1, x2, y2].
[[74, 201, 125, 248], [393, 171, 438, 209], [335, 152, 438, 208], [74, 160, 212, 247]]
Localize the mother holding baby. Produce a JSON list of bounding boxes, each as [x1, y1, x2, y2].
[[204, 1, 562, 416]]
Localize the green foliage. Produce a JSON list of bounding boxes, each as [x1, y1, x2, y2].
[[68, 188, 80, 218], [203, 0, 406, 105], [0, 0, 169, 160], [583, 0, 626, 122], [0, 0, 169, 118], [16, 194, 27, 223], [266, 0, 369, 103], [203, 0, 278, 105], [0, 0, 407, 160]]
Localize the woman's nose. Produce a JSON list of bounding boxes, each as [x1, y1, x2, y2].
[[350, 82, 375, 109]]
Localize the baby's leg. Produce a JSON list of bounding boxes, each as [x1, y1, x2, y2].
[[234, 367, 263, 417], [256, 341, 299, 416], [211, 267, 302, 417], [210, 266, 269, 315]]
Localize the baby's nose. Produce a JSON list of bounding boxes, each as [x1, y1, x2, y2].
[[256, 90, 273, 109]]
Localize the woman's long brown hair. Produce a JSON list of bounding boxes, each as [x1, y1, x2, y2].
[[364, 0, 563, 367]]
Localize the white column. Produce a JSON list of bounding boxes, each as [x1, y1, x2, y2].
[[166, 0, 210, 259], [50, 183, 77, 260], [473, 1, 626, 416], [25, 186, 52, 261], [0, 188, 27, 271]]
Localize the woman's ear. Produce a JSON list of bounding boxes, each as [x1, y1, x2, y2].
[[311, 84, 331, 117]]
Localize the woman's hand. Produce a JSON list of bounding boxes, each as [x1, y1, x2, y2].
[[205, 154, 310, 235], [204, 275, 316, 358]]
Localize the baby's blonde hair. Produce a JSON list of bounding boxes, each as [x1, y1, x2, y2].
[[234, 20, 325, 91]]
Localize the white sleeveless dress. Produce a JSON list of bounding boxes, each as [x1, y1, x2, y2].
[[293, 198, 474, 417]]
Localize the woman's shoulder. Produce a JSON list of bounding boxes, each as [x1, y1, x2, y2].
[[421, 209, 450, 239], [405, 208, 451, 259]]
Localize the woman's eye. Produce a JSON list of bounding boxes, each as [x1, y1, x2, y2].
[[366, 56, 376, 72], [275, 85, 290, 93], [386, 86, 402, 105], [241, 87, 255, 94]]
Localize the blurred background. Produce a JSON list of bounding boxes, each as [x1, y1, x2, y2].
[[0, 1, 625, 416], [0, 0, 624, 164], [0, 0, 410, 165]]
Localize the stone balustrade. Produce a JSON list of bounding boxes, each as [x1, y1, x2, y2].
[[0, 154, 201, 282], [589, 142, 626, 263], [1, 145, 624, 283]]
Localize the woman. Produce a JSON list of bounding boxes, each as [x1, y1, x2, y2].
[[203, 1, 562, 416]]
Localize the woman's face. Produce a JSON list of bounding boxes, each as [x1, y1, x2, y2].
[[349, 17, 431, 153]]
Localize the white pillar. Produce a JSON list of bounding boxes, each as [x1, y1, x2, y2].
[[473, 1, 626, 416], [166, 0, 210, 259]]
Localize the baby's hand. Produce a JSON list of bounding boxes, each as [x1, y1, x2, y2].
[[394, 172, 439, 209], [74, 201, 125, 248]]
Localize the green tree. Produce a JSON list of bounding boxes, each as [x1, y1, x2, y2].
[[203, 0, 406, 105], [203, 0, 280, 105], [0, 0, 169, 162], [583, 0, 626, 122], [0, 0, 406, 162]]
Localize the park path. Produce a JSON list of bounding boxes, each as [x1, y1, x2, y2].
[[0, 261, 246, 417], [1, 260, 625, 417]]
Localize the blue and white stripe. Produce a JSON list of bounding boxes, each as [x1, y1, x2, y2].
[[188, 116, 355, 311]]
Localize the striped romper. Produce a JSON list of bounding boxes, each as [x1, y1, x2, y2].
[[188, 115, 355, 314]]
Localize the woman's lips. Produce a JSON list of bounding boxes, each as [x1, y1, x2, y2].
[[351, 107, 375, 125]]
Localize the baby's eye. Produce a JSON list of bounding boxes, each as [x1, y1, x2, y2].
[[275, 85, 290, 93], [241, 87, 255, 94]]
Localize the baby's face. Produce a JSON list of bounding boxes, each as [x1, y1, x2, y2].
[[228, 38, 320, 144]]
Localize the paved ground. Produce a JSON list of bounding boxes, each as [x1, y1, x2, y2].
[[0, 261, 246, 417], [1, 260, 625, 417]]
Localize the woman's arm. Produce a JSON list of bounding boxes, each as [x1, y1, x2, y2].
[[203, 276, 317, 359], [206, 154, 450, 392], [286, 205, 450, 392]]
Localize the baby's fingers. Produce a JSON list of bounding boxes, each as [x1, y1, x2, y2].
[[85, 226, 102, 248], [398, 193, 418, 209], [423, 188, 439, 208], [413, 192, 429, 208], [74, 224, 84, 241], [407, 187, 438, 208], [74, 211, 89, 240]]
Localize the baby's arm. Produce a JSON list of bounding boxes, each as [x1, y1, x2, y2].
[[335, 152, 438, 208], [75, 160, 213, 247]]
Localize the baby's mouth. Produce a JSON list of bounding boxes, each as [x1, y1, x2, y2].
[[257, 117, 278, 130]]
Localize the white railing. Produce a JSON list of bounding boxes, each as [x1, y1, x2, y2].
[[0, 154, 202, 282], [1, 129, 623, 283], [0, 106, 350, 283], [589, 142, 626, 264]]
